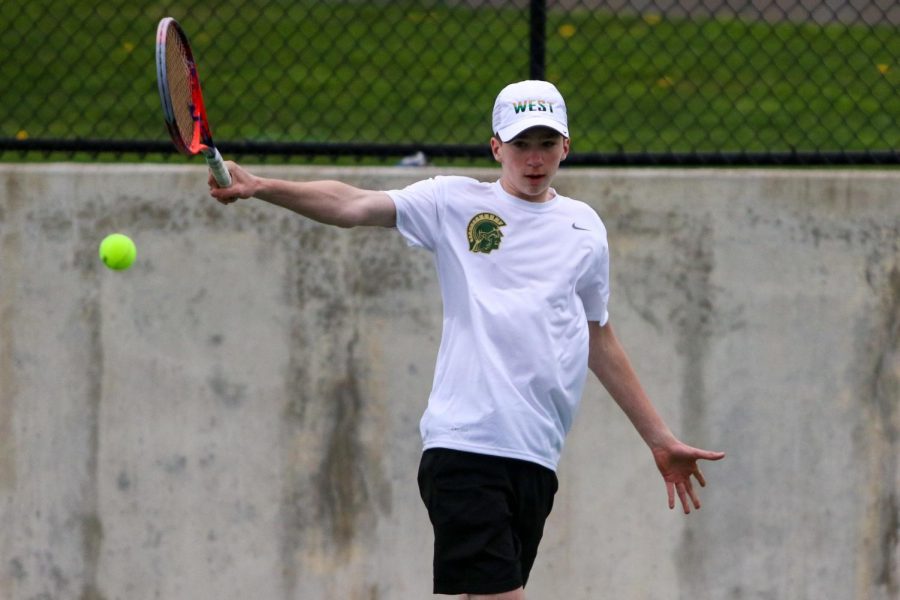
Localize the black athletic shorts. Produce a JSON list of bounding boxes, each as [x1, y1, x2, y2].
[[417, 448, 559, 596]]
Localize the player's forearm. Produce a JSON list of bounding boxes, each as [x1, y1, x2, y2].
[[599, 360, 676, 450], [252, 177, 372, 228], [588, 323, 677, 450]]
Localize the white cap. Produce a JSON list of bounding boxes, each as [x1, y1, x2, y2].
[[492, 80, 569, 142]]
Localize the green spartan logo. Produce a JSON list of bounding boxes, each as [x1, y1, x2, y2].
[[467, 212, 506, 254]]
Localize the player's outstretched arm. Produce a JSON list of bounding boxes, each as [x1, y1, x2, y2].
[[586, 320, 725, 514], [208, 160, 396, 228]]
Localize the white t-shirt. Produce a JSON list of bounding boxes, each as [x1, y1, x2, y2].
[[388, 176, 610, 471]]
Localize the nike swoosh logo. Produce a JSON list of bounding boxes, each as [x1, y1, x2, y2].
[[571, 223, 591, 231]]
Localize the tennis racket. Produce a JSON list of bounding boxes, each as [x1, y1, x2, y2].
[[155, 17, 231, 187]]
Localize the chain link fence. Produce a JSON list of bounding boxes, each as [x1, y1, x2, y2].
[[2, 0, 898, 165]]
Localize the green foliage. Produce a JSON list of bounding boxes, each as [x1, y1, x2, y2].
[[2, 1, 897, 158]]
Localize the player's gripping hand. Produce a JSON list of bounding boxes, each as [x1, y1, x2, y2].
[[208, 161, 258, 205]]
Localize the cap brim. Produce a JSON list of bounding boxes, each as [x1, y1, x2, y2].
[[496, 117, 569, 142]]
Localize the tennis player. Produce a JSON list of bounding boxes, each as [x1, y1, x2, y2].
[[209, 80, 725, 600]]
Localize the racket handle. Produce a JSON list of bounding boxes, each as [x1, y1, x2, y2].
[[206, 147, 232, 187]]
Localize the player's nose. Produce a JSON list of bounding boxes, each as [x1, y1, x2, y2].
[[526, 150, 543, 166]]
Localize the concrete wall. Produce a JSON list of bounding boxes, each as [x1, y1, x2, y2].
[[0, 164, 897, 600]]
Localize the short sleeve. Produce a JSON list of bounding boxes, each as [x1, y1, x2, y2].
[[387, 177, 441, 251], [577, 228, 611, 326]]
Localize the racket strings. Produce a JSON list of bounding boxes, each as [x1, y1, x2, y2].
[[164, 26, 197, 149]]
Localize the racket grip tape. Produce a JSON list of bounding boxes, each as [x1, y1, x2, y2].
[[206, 147, 232, 187]]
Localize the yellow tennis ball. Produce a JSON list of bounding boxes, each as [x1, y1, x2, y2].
[[99, 233, 137, 271]]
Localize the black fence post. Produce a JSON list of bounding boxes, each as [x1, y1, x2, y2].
[[530, 0, 546, 80]]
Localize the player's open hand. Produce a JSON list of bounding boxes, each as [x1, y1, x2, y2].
[[651, 442, 725, 514], [208, 161, 257, 205]]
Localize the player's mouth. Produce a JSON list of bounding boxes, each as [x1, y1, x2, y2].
[[525, 173, 545, 183]]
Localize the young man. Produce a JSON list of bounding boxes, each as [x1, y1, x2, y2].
[[209, 80, 725, 599]]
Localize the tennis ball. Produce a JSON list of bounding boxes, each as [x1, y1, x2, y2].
[[99, 233, 137, 271]]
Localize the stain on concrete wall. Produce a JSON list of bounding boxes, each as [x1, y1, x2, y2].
[[855, 258, 900, 599]]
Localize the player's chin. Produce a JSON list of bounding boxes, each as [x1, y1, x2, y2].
[[519, 176, 547, 194], [527, 177, 554, 197]]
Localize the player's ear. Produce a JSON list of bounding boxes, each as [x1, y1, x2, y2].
[[490, 135, 503, 163], [561, 137, 571, 161]]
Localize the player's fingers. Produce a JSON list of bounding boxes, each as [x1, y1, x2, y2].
[[697, 449, 726, 461], [676, 483, 690, 514], [686, 480, 701, 510], [695, 466, 707, 487], [210, 189, 233, 204], [666, 482, 675, 510]]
